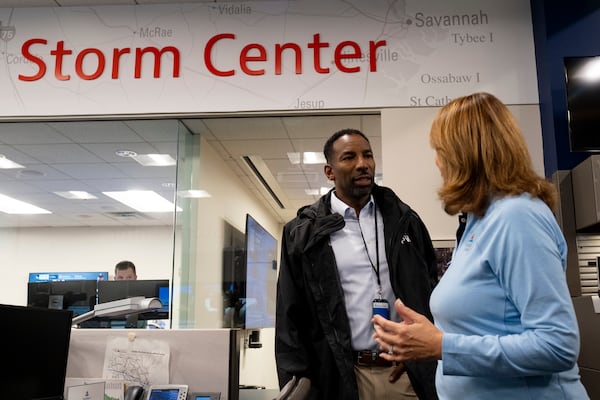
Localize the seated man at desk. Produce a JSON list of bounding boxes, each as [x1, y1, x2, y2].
[[114, 260, 137, 280], [113, 260, 147, 328]]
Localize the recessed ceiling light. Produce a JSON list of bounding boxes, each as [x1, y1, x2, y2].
[[287, 152, 325, 165], [103, 190, 182, 212], [287, 152, 301, 165], [131, 153, 176, 166], [115, 150, 138, 157], [0, 193, 51, 214], [303, 152, 326, 164], [54, 191, 98, 200], [16, 169, 45, 178], [304, 187, 332, 196], [177, 190, 211, 198], [0, 155, 25, 169]]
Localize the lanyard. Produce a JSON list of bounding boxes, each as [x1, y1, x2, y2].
[[358, 203, 382, 298]]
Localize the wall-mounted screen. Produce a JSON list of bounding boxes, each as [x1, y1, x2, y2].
[[564, 56, 600, 152], [222, 214, 278, 329], [29, 271, 109, 282]]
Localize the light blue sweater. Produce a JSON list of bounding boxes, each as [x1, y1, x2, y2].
[[430, 194, 589, 399]]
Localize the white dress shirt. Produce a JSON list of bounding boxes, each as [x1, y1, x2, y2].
[[329, 191, 399, 351]]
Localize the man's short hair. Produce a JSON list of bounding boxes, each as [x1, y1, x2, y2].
[[115, 260, 136, 274], [323, 128, 370, 163]]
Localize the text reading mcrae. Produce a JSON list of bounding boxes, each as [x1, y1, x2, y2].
[[18, 33, 387, 81]]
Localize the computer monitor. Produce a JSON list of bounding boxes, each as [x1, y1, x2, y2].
[[28, 271, 109, 282], [0, 304, 73, 400], [222, 214, 277, 329], [97, 280, 170, 320], [27, 280, 98, 317]]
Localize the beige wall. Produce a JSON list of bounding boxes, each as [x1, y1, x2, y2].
[[381, 105, 545, 241]]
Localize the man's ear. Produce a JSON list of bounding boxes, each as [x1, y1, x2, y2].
[[324, 164, 335, 181]]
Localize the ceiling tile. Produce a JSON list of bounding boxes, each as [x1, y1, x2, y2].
[[49, 121, 144, 144], [282, 115, 364, 139], [203, 117, 288, 141]]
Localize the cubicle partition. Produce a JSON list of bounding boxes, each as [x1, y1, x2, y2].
[[66, 328, 241, 400]]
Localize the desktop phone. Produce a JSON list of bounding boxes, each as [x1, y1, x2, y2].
[[146, 384, 188, 400]]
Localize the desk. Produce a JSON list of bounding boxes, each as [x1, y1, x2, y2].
[[239, 388, 278, 400]]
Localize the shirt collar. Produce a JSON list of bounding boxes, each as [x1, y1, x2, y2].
[[330, 191, 375, 218]]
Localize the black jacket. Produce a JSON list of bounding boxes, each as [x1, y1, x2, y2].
[[275, 185, 439, 400]]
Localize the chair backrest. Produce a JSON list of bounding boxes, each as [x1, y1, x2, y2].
[[274, 376, 311, 400]]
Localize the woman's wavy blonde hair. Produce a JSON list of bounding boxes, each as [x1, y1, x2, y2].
[[429, 92, 557, 217]]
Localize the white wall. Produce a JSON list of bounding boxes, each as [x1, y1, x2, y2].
[[381, 105, 545, 240], [0, 225, 173, 306]]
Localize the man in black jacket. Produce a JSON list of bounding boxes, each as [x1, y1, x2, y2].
[[275, 128, 438, 399]]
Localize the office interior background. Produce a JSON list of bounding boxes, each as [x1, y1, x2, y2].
[[1, 0, 600, 398]]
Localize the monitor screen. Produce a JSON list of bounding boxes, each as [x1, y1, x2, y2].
[[29, 271, 109, 282], [564, 55, 600, 151], [97, 280, 170, 320], [222, 215, 278, 329], [244, 214, 278, 329], [0, 304, 73, 400], [27, 280, 98, 317]]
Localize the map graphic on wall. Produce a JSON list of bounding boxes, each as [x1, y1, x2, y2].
[[0, 0, 537, 116]]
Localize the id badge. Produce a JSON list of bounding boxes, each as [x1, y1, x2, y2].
[[372, 298, 390, 319]]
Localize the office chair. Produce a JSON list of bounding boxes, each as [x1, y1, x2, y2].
[[273, 376, 311, 400]]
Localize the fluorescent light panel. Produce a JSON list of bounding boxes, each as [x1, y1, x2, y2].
[[287, 152, 326, 165], [131, 154, 176, 166], [0, 193, 51, 214], [305, 187, 331, 196], [54, 191, 98, 200], [0, 155, 25, 169], [103, 190, 181, 212], [177, 190, 211, 198]]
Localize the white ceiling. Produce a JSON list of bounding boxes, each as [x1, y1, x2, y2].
[[0, 114, 381, 227], [0, 0, 382, 227]]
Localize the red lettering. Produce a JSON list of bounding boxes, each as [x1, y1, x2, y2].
[[369, 40, 386, 71], [112, 48, 131, 79], [18, 34, 388, 82], [19, 38, 46, 81], [75, 48, 105, 80], [307, 33, 329, 74], [204, 33, 235, 77], [240, 43, 266, 76], [51, 40, 72, 81], [275, 43, 301, 75], [135, 46, 180, 78], [334, 41, 361, 73]]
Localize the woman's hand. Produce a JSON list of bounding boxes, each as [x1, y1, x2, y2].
[[372, 299, 443, 362]]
